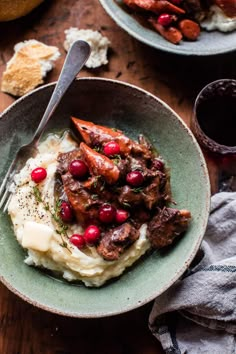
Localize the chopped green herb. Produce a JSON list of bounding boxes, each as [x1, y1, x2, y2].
[[93, 146, 101, 153], [112, 154, 121, 160], [112, 154, 121, 165], [122, 202, 131, 209], [91, 194, 99, 200], [93, 175, 101, 188], [100, 179, 105, 192], [84, 203, 90, 210], [132, 187, 144, 194]]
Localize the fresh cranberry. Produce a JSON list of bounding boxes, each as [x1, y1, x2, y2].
[[152, 158, 164, 171], [99, 204, 116, 223], [31, 167, 47, 183], [69, 234, 85, 249], [115, 209, 129, 224], [103, 141, 121, 156], [84, 225, 101, 245], [126, 171, 144, 187], [60, 201, 73, 222], [157, 13, 173, 27], [69, 160, 88, 179]]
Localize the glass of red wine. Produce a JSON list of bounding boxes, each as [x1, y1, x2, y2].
[[191, 79, 236, 191]]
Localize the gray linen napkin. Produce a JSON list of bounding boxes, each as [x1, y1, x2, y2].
[[149, 192, 236, 354]]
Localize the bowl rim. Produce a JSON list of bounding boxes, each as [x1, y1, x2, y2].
[[0, 77, 211, 317], [99, 0, 236, 56]]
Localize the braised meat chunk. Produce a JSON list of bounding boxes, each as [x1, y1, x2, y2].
[[61, 172, 99, 225], [148, 207, 191, 248], [97, 223, 140, 261]]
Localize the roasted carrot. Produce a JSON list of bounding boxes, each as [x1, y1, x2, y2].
[[178, 19, 200, 41], [80, 142, 120, 185], [149, 18, 183, 44], [72, 117, 132, 155]]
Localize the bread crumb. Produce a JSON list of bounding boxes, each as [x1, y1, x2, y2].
[[64, 28, 110, 69], [1, 40, 60, 97]]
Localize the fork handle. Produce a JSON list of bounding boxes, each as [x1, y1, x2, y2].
[[32, 40, 91, 144]]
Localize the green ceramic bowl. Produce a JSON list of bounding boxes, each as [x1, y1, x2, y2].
[[99, 0, 236, 56], [0, 78, 210, 317]]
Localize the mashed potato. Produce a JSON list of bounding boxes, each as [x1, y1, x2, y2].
[[201, 5, 236, 32], [8, 133, 150, 287]]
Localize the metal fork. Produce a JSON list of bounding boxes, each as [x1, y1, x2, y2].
[[0, 40, 90, 212]]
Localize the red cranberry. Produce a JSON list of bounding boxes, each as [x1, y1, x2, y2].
[[99, 204, 116, 223], [115, 209, 129, 224], [152, 158, 164, 171], [69, 234, 85, 249], [31, 167, 47, 183], [103, 141, 121, 156], [69, 160, 88, 179], [60, 201, 73, 222], [157, 13, 173, 26], [126, 171, 144, 187], [84, 225, 101, 245]]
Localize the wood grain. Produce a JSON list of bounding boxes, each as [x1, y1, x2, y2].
[[0, 1, 235, 353]]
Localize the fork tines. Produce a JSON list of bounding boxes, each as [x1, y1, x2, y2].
[[0, 164, 15, 212]]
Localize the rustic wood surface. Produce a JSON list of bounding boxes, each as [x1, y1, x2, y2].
[[0, 1, 235, 353]]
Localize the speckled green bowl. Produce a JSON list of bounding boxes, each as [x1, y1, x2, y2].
[[99, 0, 236, 56], [0, 78, 210, 317]]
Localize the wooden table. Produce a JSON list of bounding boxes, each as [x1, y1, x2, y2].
[[0, 1, 235, 353]]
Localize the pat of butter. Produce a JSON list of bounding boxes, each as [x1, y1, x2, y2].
[[22, 221, 53, 252]]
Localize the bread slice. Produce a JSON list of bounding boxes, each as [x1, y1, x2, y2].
[[1, 40, 60, 96]]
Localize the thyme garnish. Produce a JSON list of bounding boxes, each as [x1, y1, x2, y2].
[[122, 202, 131, 209], [100, 179, 105, 192], [112, 154, 121, 165], [93, 175, 101, 188], [132, 187, 144, 194], [84, 203, 90, 210], [33, 186, 71, 253], [93, 146, 101, 153]]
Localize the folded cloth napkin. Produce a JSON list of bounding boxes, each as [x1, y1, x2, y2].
[[149, 192, 236, 354]]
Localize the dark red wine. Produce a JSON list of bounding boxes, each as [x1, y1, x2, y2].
[[196, 95, 236, 147]]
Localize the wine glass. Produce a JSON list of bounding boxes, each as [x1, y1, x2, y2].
[[191, 79, 236, 191]]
